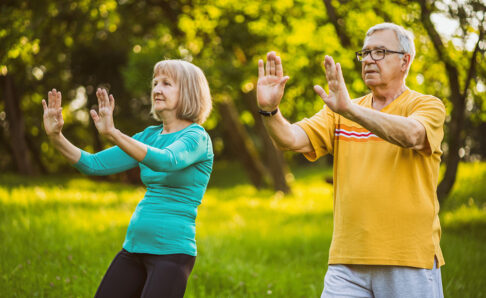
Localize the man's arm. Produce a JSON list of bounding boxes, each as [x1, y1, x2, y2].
[[343, 104, 427, 150], [261, 110, 313, 153], [314, 55, 428, 151], [257, 51, 313, 153]]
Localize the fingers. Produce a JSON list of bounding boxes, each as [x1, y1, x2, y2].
[[96, 88, 103, 109], [336, 62, 344, 84], [42, 99, 47, 112], [56, 90, 62, 108], [48, 90, 54, 108], [313, 85, 328, 100], [96, 88, 112, 110], [324, 55, 337, 81], [258, 59, 264, 78], [276, 56, 284, 77], [270, 57, 275, 76], [47, 92, 52, 108], [279, 76, 290, 87], [47, 89, 62, 109], [109, 94, 115, 110], [265, 53, 270, 76], [265, 51, 277, 76], [263, 51, 285, 77]]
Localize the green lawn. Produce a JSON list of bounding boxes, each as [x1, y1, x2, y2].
[[1, 161, 485, 297]]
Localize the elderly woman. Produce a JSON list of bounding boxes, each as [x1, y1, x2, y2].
[[42, 60, 213, 297]]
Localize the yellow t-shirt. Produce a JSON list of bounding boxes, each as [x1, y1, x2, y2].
[[296, 89, 446, 269]]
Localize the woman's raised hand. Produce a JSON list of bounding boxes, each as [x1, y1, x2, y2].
[[42, 89, 64, 137], [91, 88, 117, 138], [257, 51, 290, 111]]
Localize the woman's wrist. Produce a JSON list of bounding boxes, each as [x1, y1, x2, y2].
[[47, 132, 62, 142], [105, 128, 121, 143]]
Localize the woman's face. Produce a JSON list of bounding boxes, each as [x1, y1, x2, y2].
[[152, 73, 180, 116]]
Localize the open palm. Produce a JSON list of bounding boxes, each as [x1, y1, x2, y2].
[[90, 88, 116, 136], [42, 89, 64, 136], [314, 55, 352, 115], [257, 51, 289, 111]]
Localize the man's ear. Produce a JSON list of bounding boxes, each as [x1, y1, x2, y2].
[[402, 54, 411, 71]]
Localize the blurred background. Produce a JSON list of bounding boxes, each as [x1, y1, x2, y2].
[[1, 0, 485, 197], [1, 0, 485, 296]]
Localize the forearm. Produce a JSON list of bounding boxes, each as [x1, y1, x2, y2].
[[345, 104, 426, 149], [48, 134, 82, 164], [262, 111, 312, 152], [108, 129, 147, 162]]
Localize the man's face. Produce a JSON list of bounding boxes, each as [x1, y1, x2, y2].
[[361, 29, 407, 88]]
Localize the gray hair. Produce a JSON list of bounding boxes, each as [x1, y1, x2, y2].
[[366, 23, 415, 72]]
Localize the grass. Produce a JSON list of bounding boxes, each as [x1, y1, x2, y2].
[[0, 161, 485, 297]]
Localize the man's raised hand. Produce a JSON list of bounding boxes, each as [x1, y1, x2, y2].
[[314, 55, 353, 117], [257, 51, 290, 111]]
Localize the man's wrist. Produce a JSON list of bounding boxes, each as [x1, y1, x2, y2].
[[339, 102, 357, 121], [258, 107, 279, 117]]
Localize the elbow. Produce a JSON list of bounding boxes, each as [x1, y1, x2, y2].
[[402, 127, 426, 150], [276, 143, 291, 151]]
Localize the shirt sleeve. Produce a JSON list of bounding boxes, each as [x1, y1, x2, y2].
[[141, 128, 210, 172], [73, 131, 143, 176], [295, 105, 336, 161], [408, 96, 446, 156]]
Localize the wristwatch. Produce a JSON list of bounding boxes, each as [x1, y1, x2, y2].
[[258, 108, 278, 117]]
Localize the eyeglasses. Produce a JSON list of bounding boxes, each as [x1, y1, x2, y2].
[[356, 49, 406, 62]]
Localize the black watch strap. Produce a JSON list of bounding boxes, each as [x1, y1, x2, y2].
[[258, 108, 278, 117]]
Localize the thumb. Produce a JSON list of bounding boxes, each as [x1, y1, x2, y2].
[[279, 76, 290, 86], [90, 109, 99, 122], [313, 85, 327, 101]]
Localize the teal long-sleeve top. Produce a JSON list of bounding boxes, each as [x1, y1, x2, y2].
[[73, 123, 213, 256]]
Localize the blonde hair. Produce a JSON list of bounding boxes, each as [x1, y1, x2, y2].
[[150, 60, 212, 124]]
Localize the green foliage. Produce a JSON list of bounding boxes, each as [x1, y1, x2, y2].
[[1, 0, 485, 172], [1, 162, 485, 297]]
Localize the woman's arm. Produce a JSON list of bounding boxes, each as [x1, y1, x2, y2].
[[89, 88, 148, 162], [141, 129, 210, 172], [91, 88, 210, 172], [42, 88, 138, 175]]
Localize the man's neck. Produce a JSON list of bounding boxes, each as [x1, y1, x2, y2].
[[371, 83, 408, 110]]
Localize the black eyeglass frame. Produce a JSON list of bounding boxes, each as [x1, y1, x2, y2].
[[355, 49, 406, 62]]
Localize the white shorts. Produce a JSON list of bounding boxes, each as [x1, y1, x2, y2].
[[321, 259, 444, 298]]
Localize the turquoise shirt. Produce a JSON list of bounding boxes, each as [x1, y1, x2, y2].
[[73, 123, 213, 256]]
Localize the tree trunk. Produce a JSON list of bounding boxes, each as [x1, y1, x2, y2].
[[0, 74, 35, 175], [242, 91, 291, 194], [436, 81, 465, 202], [25, 133, 47, 174], [417, 0, 483, 203], [217, 100, 268, 189]]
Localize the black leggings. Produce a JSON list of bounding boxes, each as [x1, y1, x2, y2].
[[94, 249, 196, 298]]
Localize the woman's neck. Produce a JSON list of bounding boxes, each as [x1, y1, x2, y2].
[[160, 114, 193, 134]]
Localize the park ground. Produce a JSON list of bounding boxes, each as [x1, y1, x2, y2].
[[1, 161, 485, 297]]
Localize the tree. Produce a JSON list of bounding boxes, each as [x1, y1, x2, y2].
[[415, 0, 486, 202]]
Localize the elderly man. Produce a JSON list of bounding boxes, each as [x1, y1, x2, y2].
[[257, 23, 445, 297]]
